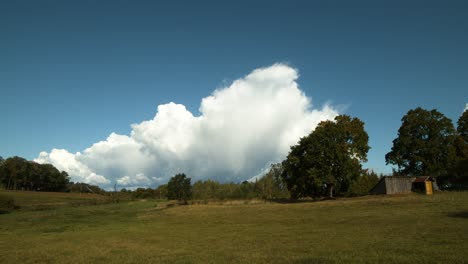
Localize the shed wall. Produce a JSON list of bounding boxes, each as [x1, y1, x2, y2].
[[369, 178, 387, 195], [384, 177, 414, 194]]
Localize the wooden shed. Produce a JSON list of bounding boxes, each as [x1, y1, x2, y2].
[[412, 176, 436, 195], [369, 176, 438, 195], [370, 176, 413, 195]]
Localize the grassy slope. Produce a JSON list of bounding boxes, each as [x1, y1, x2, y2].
[[1, 191, 467, 264]]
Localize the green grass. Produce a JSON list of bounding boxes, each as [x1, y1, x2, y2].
[[1, 191, 467, 263]]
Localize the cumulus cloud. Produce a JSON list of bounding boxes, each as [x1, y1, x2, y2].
[[464, 103, 468, 112], [117, 173, 151, 187], [35, 64, 338, 189], [36, 149, 110, 185]]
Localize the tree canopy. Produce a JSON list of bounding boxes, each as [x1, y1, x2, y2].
[[281, 115, 370, 199], [0, 156, 70, 191], [444, 110, 468, 189], [458, 109, 468, 143], [385, 107, 457, 177], [167, 173, 192, 201]]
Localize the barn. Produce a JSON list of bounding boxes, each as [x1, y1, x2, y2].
[[369, 176, 438, 195]]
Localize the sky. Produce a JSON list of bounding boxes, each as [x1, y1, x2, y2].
[[1, 0, 467, 189]]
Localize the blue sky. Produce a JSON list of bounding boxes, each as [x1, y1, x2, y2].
[[1, 0, 467, 186]]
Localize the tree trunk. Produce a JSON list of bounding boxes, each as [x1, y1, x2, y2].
[[329, 185, 334, 198]]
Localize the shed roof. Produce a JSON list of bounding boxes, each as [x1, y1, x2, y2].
[[413, 176, 434, 183]]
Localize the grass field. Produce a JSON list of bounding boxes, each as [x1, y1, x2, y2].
[[1, 191, 467, 264]]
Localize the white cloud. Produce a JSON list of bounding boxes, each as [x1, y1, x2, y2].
[[117, 173, 151, 187], [464, 103, 468, 112], [36, 149, 110, 185], [35, 64, 338, 188]]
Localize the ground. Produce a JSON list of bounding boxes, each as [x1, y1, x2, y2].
[[1, 191, 467, 263]]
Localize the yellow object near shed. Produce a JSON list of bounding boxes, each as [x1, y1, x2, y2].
[[425, 181, 433, 195], [413, 176, 435, 195]]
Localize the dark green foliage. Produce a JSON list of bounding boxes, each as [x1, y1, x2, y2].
[[446, 157, 468, 189], [190, 164, 289, 200], [454, 110, 468, 161], [155, 184, 168, 199], [385, 107, 457, 177], [442, 110, 468, 189], [132, 188, 156, 199], [0, 156, 70, 191], [347, 170, 380, 197], [254, 163, 290, 199], [282, 115, 370, 199], [192, 180, 224, 200], [458, 110, 468, 143], [167, 173, 192, 201]]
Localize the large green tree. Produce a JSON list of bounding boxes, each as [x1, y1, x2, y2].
[[445, 109, 468, 189], [385, 107, 457, 177], [281, 115, 370, 199], [167, 173, 192, 201], [0, 156, 69, 191], [458, 108, 468, 143]]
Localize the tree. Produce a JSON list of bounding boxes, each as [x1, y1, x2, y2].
[[454, 110, 468, 160], [446, 157, 468, 189], [192, 180, 222, 200], [0, 156, 69, 191], [385, 107, 457, 177], [458, 109, 468, 143], [281, 115, 370, 199], [346, 170, 380, 197], [167, 173, 192, 201], [155, 184, 168, 199], [255, 163, 289, 199], [444, 110, 468, 189]]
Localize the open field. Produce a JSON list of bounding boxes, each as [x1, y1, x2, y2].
[[1, 191, 467, 264]]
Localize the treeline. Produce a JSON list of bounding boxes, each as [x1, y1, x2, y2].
[[0, 156, 69, 191], [114, 168, 291, 201], [280, 108, 468, 199], [161, 107, 467, 201], [386, 107, 468, 190], [154, 165, 380, 202], [0, 156, 106, 194], [2, 106, 466, 200]]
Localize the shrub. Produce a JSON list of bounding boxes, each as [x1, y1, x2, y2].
[[347, 172, 380, 197]]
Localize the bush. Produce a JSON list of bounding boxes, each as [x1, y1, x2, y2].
[[347, 172, 380, 197], [0, 194, 16, 214]]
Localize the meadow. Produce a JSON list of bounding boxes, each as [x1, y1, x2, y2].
[[1, 191, 467, 264]]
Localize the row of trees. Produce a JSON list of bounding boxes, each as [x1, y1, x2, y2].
[[158, 168, 291, 202], [385, 107, 468, 189], [0, 156, 70, 191], [162, 165, 380, 202], [156, 107, 468, 201], [280, 108, 468, 199], [2, 106, 466, 200], [0, 156, 107, 194]]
